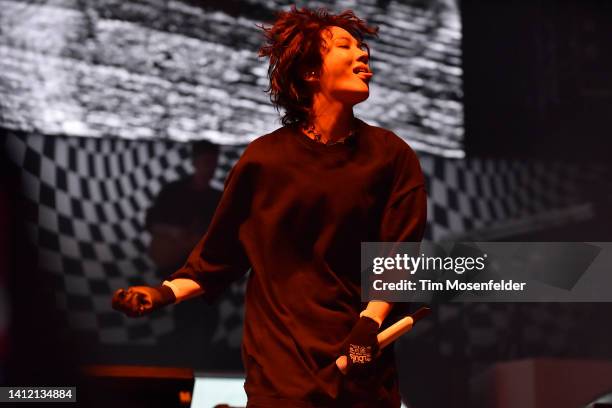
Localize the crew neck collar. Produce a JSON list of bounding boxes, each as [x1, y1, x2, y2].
[[291, 119, 364, 153]]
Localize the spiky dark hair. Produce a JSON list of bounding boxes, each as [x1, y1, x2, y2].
[[258, 7, 378, 125]]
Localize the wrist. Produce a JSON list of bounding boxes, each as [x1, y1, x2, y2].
[[157, 284, 177, 306]]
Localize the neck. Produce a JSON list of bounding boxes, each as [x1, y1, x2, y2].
[[308, 94, 354, 144]]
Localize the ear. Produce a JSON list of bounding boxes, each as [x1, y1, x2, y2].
[[303, 70, 318, 82]]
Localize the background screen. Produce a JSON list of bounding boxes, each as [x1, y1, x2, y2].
[[0, 0, 464, 157]]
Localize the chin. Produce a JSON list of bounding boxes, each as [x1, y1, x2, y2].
[[334, 88, 370, 106]]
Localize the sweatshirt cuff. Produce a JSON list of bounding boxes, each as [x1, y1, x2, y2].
[[359, 309, 383, 328]]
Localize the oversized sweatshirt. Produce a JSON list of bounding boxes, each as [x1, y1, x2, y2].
[[169, 118, 427, 407]]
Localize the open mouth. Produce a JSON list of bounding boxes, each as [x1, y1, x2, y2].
[[353, 66, 373, 80]]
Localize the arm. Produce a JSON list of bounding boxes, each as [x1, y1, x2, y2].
[[111, 278, 204, 317], [362, 138, 427, 323], [167, 156, 253, 303], [113, 151, 254, 317], [339, 138, 427, 375], [162, 278, 204, 302], [376, 138, 428, 318], [361, 300, 394, 327]]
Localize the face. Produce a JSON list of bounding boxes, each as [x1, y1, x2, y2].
[[312, 26, 373, 106]]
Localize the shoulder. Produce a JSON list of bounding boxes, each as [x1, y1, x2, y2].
[[225, 127, 292, 179], [245, 126, 291, 151], [236, 126, 293, 163], [357, 120, 420, 164]]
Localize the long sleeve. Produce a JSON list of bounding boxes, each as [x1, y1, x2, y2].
[[168, 152, 254, 303]]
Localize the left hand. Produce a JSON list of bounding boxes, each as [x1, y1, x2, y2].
[[340, 316, 380, 377]]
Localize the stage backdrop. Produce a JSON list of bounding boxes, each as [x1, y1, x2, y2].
[[0, 0, 463, 157]]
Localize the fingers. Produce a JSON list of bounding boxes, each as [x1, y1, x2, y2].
[[336, 355, 348, 375], [112, 288, 150, 317], [112, 288, 127, 310]]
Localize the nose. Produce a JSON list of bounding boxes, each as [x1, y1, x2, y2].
[[357, 49, 369, 65]]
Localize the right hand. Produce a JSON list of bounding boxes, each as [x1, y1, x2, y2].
[[112, 286, 170, 317], [339, 316, 381, 377]]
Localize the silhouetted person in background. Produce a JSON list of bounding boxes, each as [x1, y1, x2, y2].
[[146, 140, 221, 277], [145, 140, 224, 366]]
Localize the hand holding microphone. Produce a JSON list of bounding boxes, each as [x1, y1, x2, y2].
[[337, 307, 431, 375], [340, 316, 381, 377]]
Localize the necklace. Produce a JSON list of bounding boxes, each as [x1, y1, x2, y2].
[[301, 120, 357, 145]]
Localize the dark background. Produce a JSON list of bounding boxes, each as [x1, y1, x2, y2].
[[463, 0, 612, 162]]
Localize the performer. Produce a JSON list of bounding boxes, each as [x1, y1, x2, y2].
[[113, 7, 427, 407]]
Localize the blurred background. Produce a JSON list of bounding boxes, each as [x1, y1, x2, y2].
[[1, 0, 611, 407]]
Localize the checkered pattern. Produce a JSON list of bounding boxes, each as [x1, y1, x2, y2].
[[405, 302, 587, 365], [419, 155, 585, 240], [409, 156, 590, 361], [3, 131, 245, 344], [2, 131, 593, 356]]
